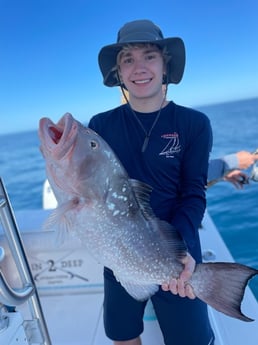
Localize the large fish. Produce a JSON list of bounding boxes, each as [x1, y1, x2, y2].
[[39, 113, 258, 322]]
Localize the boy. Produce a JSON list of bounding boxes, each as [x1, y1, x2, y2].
[[89, 19, 215, 345]]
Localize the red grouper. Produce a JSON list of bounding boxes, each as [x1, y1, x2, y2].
[[38, 112, 258, 322]]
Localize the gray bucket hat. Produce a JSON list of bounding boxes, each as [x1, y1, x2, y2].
[[98, 19, 186, 87]]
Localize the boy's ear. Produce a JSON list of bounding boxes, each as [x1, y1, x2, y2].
[[117, 70, 123, 83]]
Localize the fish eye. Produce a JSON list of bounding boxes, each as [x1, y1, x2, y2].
[[90, 140, 98, 150]]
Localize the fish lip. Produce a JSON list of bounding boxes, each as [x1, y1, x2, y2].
[[54, 113, 74, 144]]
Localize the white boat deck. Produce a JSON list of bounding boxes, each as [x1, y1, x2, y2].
[[0, 209, 258, 344]]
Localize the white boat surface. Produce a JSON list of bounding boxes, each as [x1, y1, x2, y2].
[[0, 179, 258, 344]]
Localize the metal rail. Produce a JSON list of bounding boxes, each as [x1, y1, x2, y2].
[[0, 177, 51, 344], [0, 268, 34, 306]]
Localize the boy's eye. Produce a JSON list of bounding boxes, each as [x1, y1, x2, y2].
[[145, 53, 157, 60], [122, 57, 133, 64]]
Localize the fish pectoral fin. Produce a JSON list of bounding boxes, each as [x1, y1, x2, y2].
[[192, 262, 258, 322], [118, 278, 159, 301], [43, 201, 76, 245]]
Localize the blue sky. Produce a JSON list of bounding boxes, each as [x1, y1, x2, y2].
[[1, 0, 258, 134]]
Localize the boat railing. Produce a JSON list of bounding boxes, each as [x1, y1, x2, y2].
[[0, 177, 52, 345]]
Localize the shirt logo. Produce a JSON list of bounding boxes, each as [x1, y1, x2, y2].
[[159, 132, 181, 158]]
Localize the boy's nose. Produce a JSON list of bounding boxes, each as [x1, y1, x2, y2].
[[133, 58, 147, 72]]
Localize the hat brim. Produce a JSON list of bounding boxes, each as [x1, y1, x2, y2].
[[98, 37, 185, 87]]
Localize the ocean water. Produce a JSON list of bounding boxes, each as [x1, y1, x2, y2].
[[0, 97, 258, 301], [198, 97, 258, 300]]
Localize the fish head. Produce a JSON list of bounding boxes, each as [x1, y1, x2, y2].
[[38, 113, 124, 204]]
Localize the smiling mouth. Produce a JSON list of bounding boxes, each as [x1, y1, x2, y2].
[[133, 79, 152, 84]]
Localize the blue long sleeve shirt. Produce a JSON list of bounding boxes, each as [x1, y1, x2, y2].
[[88, 101, 212, 261], [208, 154, 239, 182]]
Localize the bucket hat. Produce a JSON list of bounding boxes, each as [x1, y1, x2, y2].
[[98, 19, 185, 87]]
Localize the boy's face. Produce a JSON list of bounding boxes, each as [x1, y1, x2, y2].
[[117, 44, 165, 101]]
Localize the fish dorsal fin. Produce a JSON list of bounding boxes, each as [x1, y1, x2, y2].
[[130, 178, 187, 261], [129, 179, 156, 220], [154, 219, 188, 260]]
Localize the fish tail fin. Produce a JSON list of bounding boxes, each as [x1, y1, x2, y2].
[[192, 262, 258, 321]]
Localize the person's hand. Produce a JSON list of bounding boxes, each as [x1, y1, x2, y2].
[[161, 253, 196, 299], [224, 169, 249, 189], [236, 151, 258, 169]]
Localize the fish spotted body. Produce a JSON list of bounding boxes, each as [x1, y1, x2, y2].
[[39, 113, 258, 322]]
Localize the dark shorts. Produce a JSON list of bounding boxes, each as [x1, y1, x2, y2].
[[103, 267, 215, 345]]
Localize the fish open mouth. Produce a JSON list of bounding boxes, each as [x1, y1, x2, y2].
[[39, 113, 78, 159], [40, 113, 76, 146], [49, 126, 63, 144], [47, 114, 71, 145]]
